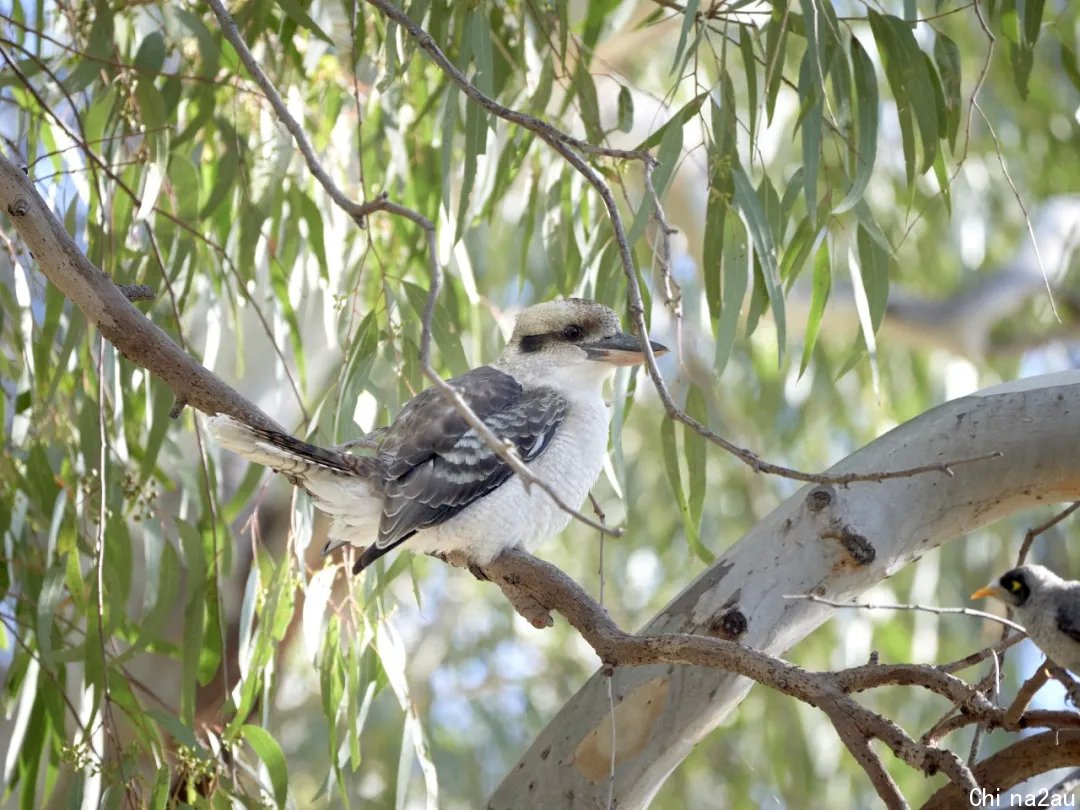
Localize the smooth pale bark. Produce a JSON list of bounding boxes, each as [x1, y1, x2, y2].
[[489, 372, 1080, 809]]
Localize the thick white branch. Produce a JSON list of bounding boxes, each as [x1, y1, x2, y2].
[[490, 372, 1080, 808]]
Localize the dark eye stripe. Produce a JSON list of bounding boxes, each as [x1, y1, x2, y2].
[[520, 328, 588, 353], [519, 333, 549, 353]]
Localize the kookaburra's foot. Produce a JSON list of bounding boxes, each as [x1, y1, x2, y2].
[[432, 549, 476, 570]]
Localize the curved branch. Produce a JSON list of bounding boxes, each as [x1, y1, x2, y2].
[[471, 548, 981, 805], [922, 731, 1080, 809]]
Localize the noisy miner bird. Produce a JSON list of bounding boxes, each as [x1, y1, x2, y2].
[[971, 564, 1080, 672], [209, 299, 667, 574]]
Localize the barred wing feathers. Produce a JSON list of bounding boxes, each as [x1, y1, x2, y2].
[[355, 366, 567, 571]]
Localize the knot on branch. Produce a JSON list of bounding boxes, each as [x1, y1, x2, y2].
[[708, 608, 747, 640], [822, 520, 876, 567], [117, 283, 156, 302], [7, 197, 29, 217], [806, 485, 834, 511]]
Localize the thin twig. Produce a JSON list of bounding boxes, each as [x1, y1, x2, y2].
[[937, 634, 1022, 674], [1018, 502, 1080, 564], [974, 103, 1059, 321], [782, 593, 1028, 634]]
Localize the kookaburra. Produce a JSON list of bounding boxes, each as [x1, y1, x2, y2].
[[972, 564, 1080, 672], [208, 299, 667, 573]]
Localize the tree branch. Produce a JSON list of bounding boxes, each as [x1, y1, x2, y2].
[[0, 152, 280, 432], [922, 731, 1080, 809], [491, 373, 1080, 808], [467, 548, 983, 805]]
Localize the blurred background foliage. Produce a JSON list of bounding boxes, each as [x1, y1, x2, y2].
[[2, 0, 1080, 806]]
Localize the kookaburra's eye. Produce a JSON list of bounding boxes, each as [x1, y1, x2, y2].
[[561, 324, 584, 341]]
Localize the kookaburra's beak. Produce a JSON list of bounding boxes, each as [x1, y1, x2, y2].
[[970, 585, 1001, 601], [584, 332, 669, 366]]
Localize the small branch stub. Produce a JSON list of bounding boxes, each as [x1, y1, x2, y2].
[[708, 608, 747, 640], [822, 521, 877, 566], [7, 197, 29, 217], [806, 486, 834, 511], [117, 283, 156, 302], [841, 530, 876, 565]]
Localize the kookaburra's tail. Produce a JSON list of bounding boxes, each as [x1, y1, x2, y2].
[[206, 414, 373, 480], [207, 415, 384, 559]]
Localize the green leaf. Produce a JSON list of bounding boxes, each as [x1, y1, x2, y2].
[[63, 6, 114, 92], [634, 92, 706, 151], [455, 100, 486, 244], [715, 216, 748, 375], [147, 710, 208, 756], [1010, 42, 1035, 99], [134, 31, 166, 73], [739, 32, 759, 144], [934, 33, 962, 150], [531, 57, 555, 114], [704, 76, 738, 326], [35, 564, 66, 669], [857, 224, 891, 332], [834, 37, 878, 214], [744, 257, 768, 340], [854, 199, 893, 255], [468, 7, 495, 95], [780, 215, 816, 288], [616, 84, 634, 133], [652, 118, 684, 200], [572, 60, 603, 144], [582, 0, 621, 51], [732, 164, 785, 358], [672, 0, 701, 75], [797, 53, 822, 226], [848, 242, 880, 391], [703, 186, 729, 326], [868, 11, 939, 177], [1017, 0, 1045, 49], [763, 11, 789, 124], [932, 150, 951, 217], [199, 123, 239, 217], [296, 189, 329, 278], [1062, 44, 1080, 92], [149, 765, 171, 810], [685, 386, 708, 533], [243, 725, 289, 808], [660, 418, 713, 562], [275, 0, 334, 45], [627, 120, 683, 246], [799, 238, 830, 376], [168, 7, 221, 78]]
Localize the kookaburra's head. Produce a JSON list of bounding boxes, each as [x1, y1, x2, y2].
[[497, 299, 668, 390]]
